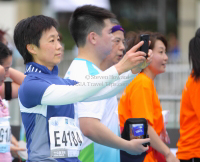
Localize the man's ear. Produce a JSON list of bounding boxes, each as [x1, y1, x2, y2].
[[88, 32, 98, 45], [26, 44, 38, 55]]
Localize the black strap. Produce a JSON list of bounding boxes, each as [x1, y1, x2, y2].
[[5, 81, 12, 100]]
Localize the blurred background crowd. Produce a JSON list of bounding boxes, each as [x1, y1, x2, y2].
[[0, 0, 198, 151]]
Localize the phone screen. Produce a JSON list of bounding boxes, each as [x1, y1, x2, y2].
[[129, 124, 145, 139]]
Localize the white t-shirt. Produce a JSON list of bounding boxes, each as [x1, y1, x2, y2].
[[65, 58, 136, 162]]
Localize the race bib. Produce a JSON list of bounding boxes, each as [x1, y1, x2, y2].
[[0, 116, 11, 153], [49, 117, 83, 158]]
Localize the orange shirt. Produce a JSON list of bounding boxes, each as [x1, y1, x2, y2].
[[177, 75, 200, 160], [118, 72, 163, 162]]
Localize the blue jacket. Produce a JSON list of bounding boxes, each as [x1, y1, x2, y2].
[[19, 62, 79, 162]]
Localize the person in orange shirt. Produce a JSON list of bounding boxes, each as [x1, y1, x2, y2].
[[118, 31, 179, 162], [176, 28, 200, 162]]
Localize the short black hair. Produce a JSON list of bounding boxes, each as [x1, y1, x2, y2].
[[69, 5, 116, 47], [0, 42, 12, 65], [189, 28, 200, 81], [14, 15, 58, 64]]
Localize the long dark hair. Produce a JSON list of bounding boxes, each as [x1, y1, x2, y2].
[[189, 28, 200, 81]]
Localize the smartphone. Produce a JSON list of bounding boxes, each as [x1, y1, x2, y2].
[[129, 123, 150, 147], [140, 34, 149, 58], [130, 124, 145, 140]]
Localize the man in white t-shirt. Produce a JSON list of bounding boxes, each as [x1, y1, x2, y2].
[[65, 5, 152, 162]]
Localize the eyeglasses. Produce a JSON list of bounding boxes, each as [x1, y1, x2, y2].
[[112, 38, 126, 46]]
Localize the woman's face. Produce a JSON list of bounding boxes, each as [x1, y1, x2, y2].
[[148, 40, 168, 75], [1, 55, 12, 80]]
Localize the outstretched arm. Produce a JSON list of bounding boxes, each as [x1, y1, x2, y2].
[[41, 66, 120, 105], [83, 48, 152, 102], [83, 70, 137, 102]]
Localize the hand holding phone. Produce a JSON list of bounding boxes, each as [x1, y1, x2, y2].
[[121, 118, 150, 147], [130, 123, 150, 147], [140, 34, 149, 58]]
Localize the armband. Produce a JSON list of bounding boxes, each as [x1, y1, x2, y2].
[[5, 81, 12, 100]]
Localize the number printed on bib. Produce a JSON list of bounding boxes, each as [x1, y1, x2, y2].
[[49, 117, 83, 158], [0, 117, 11, 153]]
